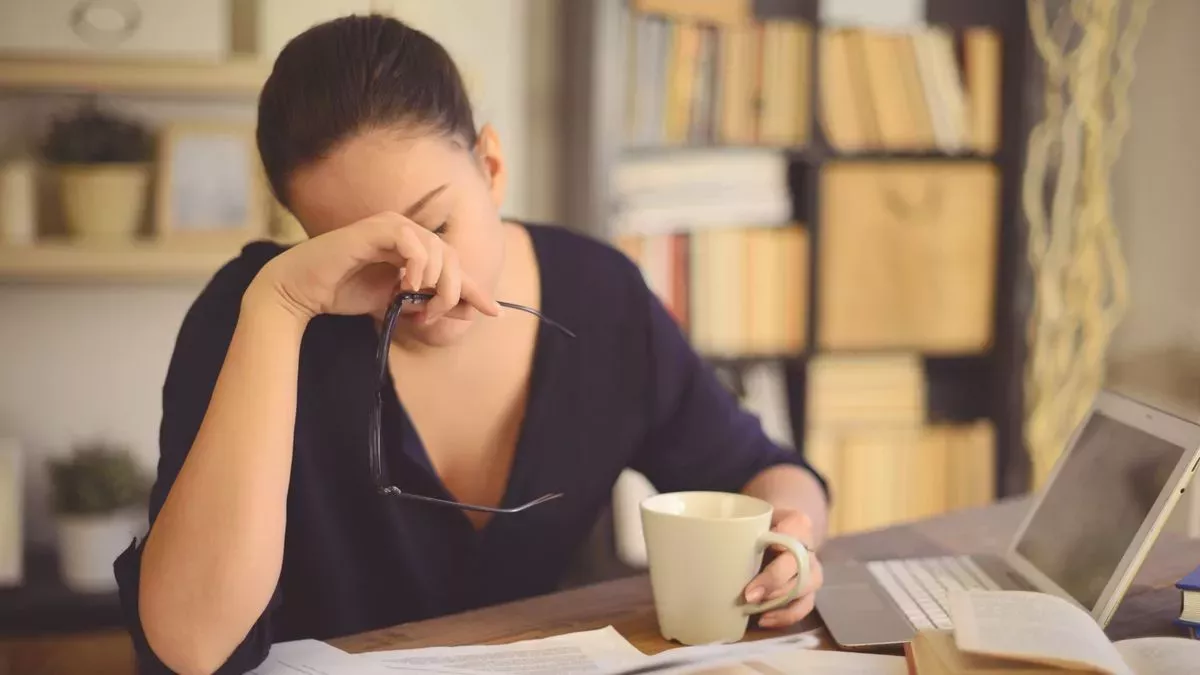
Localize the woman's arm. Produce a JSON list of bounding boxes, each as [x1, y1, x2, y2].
[[138, 285, 307, 675], [130, 216, 496, 674], [742, 464, 830, 548]]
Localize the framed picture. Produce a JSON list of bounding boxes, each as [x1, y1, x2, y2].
[[155, 121, 268, 244]]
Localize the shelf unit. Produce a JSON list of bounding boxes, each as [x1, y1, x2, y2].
[[0, 242, 248, 283], [0, 55, 273, 280], [562, 0, 1035, 499], [0, 56, 269, 97]]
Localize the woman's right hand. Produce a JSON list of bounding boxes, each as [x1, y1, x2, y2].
[[245, 212, 501, 323]]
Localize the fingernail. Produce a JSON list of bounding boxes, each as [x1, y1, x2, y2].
[[758, 616, 778, 628], [745, 586, 765, 603]]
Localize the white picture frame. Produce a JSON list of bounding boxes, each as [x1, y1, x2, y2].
[[155, 121, 268, 244]]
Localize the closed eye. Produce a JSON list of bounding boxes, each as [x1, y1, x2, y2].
[[433, 223, 448, 236]]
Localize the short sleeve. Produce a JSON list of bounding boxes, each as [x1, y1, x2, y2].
[[113, 243, 285, 674], [628, 285, 829, 499]]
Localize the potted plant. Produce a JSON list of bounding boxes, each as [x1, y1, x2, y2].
[[40, 105, 153, 244], [48, 443, 149, 592]]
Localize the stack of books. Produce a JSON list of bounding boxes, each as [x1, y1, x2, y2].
[[803, 354, 995, 535], [1179, 565, 1199, 639], [623, 7, 811, 148], [612, 149, 806, 357], [819, 26, 1001, 154], [806, 353, 925, 427]]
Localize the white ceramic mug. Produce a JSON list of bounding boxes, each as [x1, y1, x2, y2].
[[640, 491, 811, 645]]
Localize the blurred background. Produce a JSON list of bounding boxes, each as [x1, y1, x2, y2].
[[0, 0, 1196, 672]]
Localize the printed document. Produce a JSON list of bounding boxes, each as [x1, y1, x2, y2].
[[362, 626, 647, 674], [246, 627, 836, 675], [247, 639, 392, 675], [591, 631, 912, 675]]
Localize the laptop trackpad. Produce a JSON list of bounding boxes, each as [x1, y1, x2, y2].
[[816, 563, 915, 649]]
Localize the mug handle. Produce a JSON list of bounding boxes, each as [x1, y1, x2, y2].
[[742, 531, 812, 615]]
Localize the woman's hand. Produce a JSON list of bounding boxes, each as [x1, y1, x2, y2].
[[247, 211, 501, 323], [743, 508, 825, 629]]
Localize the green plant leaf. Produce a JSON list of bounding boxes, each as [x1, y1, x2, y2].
[[49, 443, 150, 515], [40, 104, 153, 165]]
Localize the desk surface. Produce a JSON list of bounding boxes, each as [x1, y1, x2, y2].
[[332, 500, 1200, 655]]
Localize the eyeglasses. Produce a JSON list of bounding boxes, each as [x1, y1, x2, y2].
[[369, 291, 575, 514]]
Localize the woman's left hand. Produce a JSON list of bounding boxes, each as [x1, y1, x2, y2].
[[743, 508, 825, 629]]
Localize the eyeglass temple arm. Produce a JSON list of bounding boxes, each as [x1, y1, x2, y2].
[[373, 291, 575, 388], [369, 291, 575, 495]]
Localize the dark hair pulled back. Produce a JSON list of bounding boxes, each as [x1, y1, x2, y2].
[[256, 14, 478, 208]]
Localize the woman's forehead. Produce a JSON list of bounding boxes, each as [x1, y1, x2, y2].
[[289, 131, 465, 231]]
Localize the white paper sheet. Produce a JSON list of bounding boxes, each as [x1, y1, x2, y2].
[[595, 631, 824, 675], [248, 627, 824, 675], [247, 639, 394, 675], [363, 626, 647, 674]]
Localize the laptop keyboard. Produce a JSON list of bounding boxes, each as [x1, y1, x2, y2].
[[866, 556, 1002, 630]]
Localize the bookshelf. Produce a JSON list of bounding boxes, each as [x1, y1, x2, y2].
[[0, 242, 250, 283], [0, 57, 269, 98], [563, 0, 1034, 534]]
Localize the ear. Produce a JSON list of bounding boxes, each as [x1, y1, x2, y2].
[[474, 124, 507, 209]]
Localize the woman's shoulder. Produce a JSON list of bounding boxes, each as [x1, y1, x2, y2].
[[173, 239, 289, 342], [524, 222, 645, 294], [196, 239, 289, 305]]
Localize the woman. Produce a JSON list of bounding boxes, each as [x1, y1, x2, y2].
[[115, 14, 829, 675]]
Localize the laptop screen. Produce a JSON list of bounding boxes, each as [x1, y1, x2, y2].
[[1013, 411, 1186, 609]]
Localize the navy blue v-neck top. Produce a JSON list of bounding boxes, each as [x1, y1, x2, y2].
[[114, 223, 826, 674]]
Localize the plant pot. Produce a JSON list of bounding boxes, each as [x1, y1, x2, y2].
[[55, 513, 137, 592], [57, 164, 149, 244]]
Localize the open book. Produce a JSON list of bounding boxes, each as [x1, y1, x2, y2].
[[910, 590, 1200, 674]]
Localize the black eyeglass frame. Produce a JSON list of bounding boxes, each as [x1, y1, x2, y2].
[[368, 291, 574, 514]]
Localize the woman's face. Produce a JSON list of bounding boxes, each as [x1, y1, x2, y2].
[[287, 125, 508, 348]]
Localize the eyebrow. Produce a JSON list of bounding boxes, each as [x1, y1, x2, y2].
[[403, 184, 449, 219]]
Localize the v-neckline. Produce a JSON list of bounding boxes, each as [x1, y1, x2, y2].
[[379, 224, 557, 537]]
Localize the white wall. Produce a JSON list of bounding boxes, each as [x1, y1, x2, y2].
[[1109, 0, 1200, 360], [1106, 0, 1200, 536], [0, 0, 563, 545]]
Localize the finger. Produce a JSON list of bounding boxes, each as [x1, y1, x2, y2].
[[395, 227, 426, 293], [355, 214, 416, 262], [358, 214, 428, 291], [775, 511, 815, 545], [757, 593, 815, 629], [425, 247, 461, 322], [458, 273, 502, 317], [745, 553, 798, 604], [420, 237, 445, 294]]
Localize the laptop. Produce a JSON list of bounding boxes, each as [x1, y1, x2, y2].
[[815, 389, 1200, 649]]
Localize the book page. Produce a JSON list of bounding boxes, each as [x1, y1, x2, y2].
[[949, 591, 1133, 675], [362, 626, 646, 674], [1114, 637, 1200, 675], [248, 640, 392, 675]]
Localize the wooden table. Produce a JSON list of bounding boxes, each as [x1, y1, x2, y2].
[[333, 500, 1200, 656]]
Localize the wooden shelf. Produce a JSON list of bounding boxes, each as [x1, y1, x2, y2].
[[0, 242, 242, 282], [0, 57, 270, 97]]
